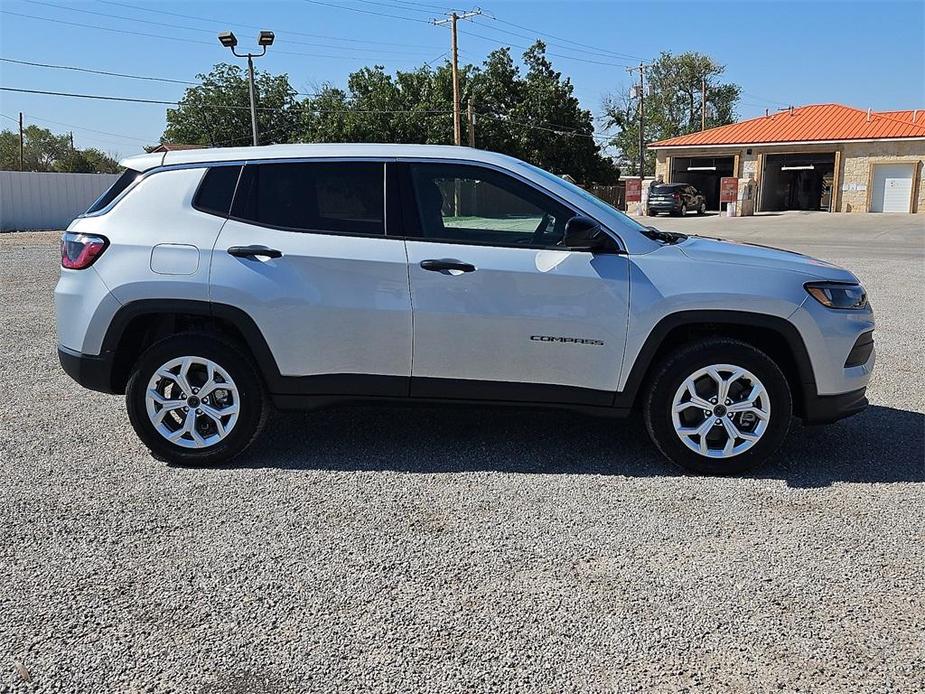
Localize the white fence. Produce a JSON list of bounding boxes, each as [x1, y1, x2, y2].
[[0, 171, 120, 231]]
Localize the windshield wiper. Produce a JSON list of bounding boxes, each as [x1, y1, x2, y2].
[[642, 225, 687, 244]]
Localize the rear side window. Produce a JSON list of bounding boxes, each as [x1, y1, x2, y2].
[[232, 162, 384, 235], [85, 168, 141, 214], [193, 165, 241, 217]]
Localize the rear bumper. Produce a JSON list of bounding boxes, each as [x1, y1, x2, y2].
[[58, 345, 117, 394], [647, 201, 681, 212], [801, 386, 868, 425]]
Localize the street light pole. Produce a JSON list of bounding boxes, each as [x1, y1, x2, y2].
[[246, 54, 258, 147], [218, 30, 275, 147]]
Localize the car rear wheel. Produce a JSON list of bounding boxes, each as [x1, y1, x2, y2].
[[643, 338, 792, 475], [680, 203, 688, 216], [698, 202, 706, 215], [126, 333, 268, 466]]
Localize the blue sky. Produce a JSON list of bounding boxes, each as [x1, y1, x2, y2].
[[1, 0, 923, 158]]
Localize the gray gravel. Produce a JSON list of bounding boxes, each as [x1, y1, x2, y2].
[[1, 214, 923, 693]]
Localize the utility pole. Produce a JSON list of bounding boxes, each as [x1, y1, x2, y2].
[[701, 75, 707, 131], [433, 9, 481, 146], [467, 98, 475, 147], [19, 112, 24, 171], [70, 131, 75, 150], [626, 62, 655, 179]]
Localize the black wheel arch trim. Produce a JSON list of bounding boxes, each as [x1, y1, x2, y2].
[[613, 309, 817, 410], [100, 299, 288, 393]]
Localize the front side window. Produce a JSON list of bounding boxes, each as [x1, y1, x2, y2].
[[408, 163, 575, 247], [232, 161, 384, 235]]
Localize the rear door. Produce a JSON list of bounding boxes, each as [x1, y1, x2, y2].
[[210, 160, 412, 394], [400, 161, 629, 403]]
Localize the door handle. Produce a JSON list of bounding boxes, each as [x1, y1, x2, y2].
[[420, 259, 476, 273], [228, 245, 283, 259]]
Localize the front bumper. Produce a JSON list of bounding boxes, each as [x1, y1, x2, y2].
[[801, 386, 868, 425], [58, 345, 117, 394]]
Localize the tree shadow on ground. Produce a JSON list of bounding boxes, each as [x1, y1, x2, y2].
[[231, 403, 924, 488]]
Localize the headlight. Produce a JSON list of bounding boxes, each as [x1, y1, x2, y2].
[[805, 282, 867, 309]]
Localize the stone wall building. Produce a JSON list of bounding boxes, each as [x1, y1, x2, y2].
[[648, 104, 925, 214]]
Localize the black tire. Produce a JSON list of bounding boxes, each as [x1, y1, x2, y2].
[[643, 338, 792, 475], [647, 208, 657, 216], [697, 202, 706, 215], [126, 332, 268, 466], [680, 203, 688, 216]]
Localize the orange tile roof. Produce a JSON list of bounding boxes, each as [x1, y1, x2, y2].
[[650, 104, 925, 148]]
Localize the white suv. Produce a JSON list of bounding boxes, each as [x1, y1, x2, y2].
[[55, 144, 875, 474]]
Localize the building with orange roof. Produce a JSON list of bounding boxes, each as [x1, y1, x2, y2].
[[647, 104, 924, 214]]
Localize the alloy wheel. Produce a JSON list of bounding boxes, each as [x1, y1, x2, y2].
[[670, 364, 770, 459], [144, 356, 240, 449]]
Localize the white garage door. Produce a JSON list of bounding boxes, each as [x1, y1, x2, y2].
[[870, 163, 914, 213]]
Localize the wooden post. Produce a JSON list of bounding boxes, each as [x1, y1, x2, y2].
[[467, 99, 475, 147]]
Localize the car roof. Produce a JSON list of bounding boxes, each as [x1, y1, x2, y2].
[[121, 143, 526, 172], [652, 182, 687, 188]]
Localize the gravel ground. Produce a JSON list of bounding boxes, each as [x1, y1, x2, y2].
[[1, 214, 923, 693]]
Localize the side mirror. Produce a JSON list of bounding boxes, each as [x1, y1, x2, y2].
[[562, 215, 609, 252]]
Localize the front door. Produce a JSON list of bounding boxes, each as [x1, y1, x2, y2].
[[210, 160, 412, 395], [401, 162, 629, 404]]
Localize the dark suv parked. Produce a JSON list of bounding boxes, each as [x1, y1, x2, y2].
[[648, 183, 706, 216]]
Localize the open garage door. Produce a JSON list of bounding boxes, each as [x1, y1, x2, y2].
[[760, 153, 835, 212], [870, 163, 914, 213], [670, 156, 735, 210]]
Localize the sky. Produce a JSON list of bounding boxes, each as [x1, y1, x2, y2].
[[1, 0, 923, 159]]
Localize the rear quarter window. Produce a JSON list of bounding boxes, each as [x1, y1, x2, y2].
[[85, 168, 141, 214], [193, 165, 242, 217]]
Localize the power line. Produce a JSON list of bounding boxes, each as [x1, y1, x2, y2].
[[480, 14, 646, 62], [13, 113, 151, 143], [470, 16, 643, 63], [301, 0, 434, 24], [23, 0, 438, 56], [0, 86, 458, 116], [99, 0, 440, 49], [0, 10, 429, 62], [1, 55, 326, 98], [0, 57, 198, 86], [2, 87, 179, 106], [3, 88, 611, 146], [456, 27, 635, 68]]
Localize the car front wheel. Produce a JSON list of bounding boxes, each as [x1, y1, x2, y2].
[[643, 339, 792, 475], [126, 333, 268, 466]]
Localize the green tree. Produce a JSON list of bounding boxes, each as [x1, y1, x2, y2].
[[55, 147, 120, 174], [0, 126, 118, 172], [603, 51, 741, 175], [296, 43, 617, 184], [163, 63, 299, 147]]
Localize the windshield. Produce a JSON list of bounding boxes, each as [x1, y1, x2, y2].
[[518, 162, 652, 235]]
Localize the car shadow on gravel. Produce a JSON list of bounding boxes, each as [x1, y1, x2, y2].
[[230, 404, 924, 488]]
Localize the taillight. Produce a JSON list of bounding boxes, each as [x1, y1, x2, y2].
[[673, 193, 680, 201], [61, 232, 108, 269]]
